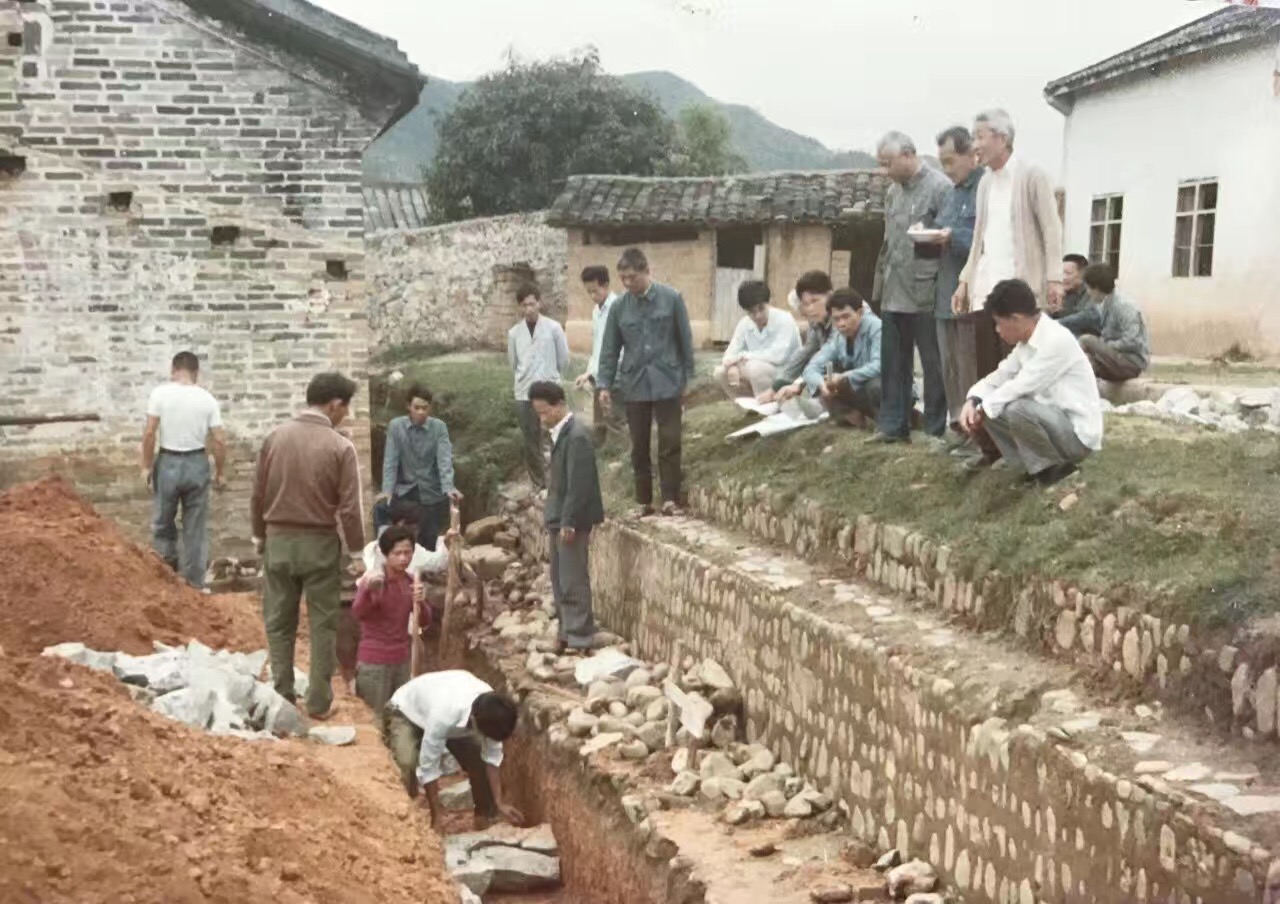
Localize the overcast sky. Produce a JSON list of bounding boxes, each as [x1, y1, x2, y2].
[[314, 0, 1217, 177]]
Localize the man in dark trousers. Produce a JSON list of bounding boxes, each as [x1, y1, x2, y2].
[[596, 247, 695, 517], [251, 371, 366, 719], [529, 380, 604, 653]]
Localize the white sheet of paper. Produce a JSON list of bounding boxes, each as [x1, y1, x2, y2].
[[726, 408, 828, 440], [734, 397, 779, 417]]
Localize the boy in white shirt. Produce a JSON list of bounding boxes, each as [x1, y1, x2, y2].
[[715, 280, 801, 400]]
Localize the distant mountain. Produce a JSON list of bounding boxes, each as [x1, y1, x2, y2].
[[361, 70, 876, 184]]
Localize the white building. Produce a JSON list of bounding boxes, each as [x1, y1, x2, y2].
[[1046, 7, 1280, 357]]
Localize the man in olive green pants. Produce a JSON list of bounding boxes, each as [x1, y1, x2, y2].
[[251, 373, 366, 719]]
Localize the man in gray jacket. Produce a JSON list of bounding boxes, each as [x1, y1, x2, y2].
[[759, 270, 835, 404], [597, 247, 695, 516], [530, 381, 604, 653], [1059, 263, 1150, 383], [871, 131, 951, 444]]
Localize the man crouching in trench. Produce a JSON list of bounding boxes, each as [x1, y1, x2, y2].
[[383, 668, 525, 830]]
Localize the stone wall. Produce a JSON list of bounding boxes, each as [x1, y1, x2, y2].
[[499, 497, 1271, 904], [0, 0, 388, 557], [685, 480, 1280, 750], [367, 212, 568, 353]]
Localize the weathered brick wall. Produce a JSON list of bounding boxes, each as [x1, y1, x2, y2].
[[565, 228, 716, 351], [765, 223, 833, 310], [0, 0, 387, 557], [367, 212, 568, 353]]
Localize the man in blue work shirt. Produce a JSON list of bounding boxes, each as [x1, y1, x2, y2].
[[930, 125, 986, 435], [376, 383, 462, 552], [596, 247, 695, 517]]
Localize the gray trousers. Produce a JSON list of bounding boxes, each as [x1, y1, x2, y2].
[[515, 400, 546, 488], [151, 451, 212, 589], [1080, 335, 1144, 382], [939, 310, 1005, 427], [982, 399, 1091, 476], [549, 527, 596, 648]]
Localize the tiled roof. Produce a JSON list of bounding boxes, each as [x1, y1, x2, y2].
[[546, 170, 889, 228], [363, 183, 431, 232], [1045, 7, 1280, 108]]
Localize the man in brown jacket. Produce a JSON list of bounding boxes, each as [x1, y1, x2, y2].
[[251, 372, 366, 719], [952, 108, 1063, 387]]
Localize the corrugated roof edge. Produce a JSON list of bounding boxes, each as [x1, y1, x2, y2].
[[1044, 7, 1280, 111]]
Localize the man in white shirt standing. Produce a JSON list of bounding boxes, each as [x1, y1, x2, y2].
[[953, 109, 1064, 388], [384, 669, 524, 830], [714, 280, 801, 400], [573, 265, 624, 446], [507, 283, 570, 489], [960, 279, 1102, 487], [140, 351, 226, 589]]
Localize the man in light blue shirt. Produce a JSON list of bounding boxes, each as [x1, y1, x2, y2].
[[573, 265, 624, 446], [507, 283, 570, 488], [376, 382, 461, 551], [800, 289, 882, 427]]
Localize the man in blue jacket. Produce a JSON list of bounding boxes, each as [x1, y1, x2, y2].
[[596, 247, 695, 517], [800, 289, 882, 428]]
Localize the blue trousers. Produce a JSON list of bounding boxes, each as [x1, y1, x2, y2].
[[878, 310, 948, 439], [151, 451, 211, 588]]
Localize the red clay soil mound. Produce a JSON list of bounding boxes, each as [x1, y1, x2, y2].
[[0, 477, 263, 656], [0, 653, 455, 904]]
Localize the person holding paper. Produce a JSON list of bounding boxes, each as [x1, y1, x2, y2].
[[763, 271, 836, 405], [800, 289, 883, 427], [715, 280, 801, 400]]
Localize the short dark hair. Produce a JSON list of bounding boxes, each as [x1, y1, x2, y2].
[[405, 383, 432, 406], [985, 279, 1039, 318], [172, 351, 199, 375], [936, 125, 973, 154], [1082, 262, 1116, 294], [305, 372, 358, 407], [472, 692, 518, 741], [516, 283, 540, 303], [581, 265, 610, 285], [827, 287, 864, 314], [1063, 253, 1089, 271], [387, 498, 422, 528], [617, 247, 648, 272], [378, 525, 417, 557], [737, 279, 770, 311], [528, 380, 566, 406], [795, 270, 833, 297]]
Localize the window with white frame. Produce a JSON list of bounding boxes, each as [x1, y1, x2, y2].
[[1089, 194, 1123, 275], [1172, 180, 1217, 278]]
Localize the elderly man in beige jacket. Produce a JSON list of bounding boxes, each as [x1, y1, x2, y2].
[[951, 108, 1063, 387]]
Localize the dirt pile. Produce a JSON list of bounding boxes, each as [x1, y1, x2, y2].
[[0, 477, 263, 656], [0, 654, 452, 904]]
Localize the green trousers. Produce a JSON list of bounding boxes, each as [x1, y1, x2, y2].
[[356, 659, 411, 723], [263, 530, 342, 717]]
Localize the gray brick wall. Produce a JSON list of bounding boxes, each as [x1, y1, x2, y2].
[[0, 0, 389, 556]]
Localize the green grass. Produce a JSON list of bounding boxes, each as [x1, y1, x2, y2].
[[599, 401, 1280, 634], [1147, 359, 1280, 389]]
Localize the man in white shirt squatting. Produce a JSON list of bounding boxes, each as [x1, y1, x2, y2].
[[384, 669, 524, 830], [714, 280, 801, 400], [140, 350, 227, 589], [959, 279, 1102, 488]]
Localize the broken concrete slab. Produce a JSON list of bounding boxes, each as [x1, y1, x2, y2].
[[113, 649, 190, 694], [520, 824, 558, 856], [441, 780, 474, 812], [575, 649, 642, 687], [42, 642, 118, 673], [308, 725, 357, 746], [470, 847, 561, 893], [152, 687, 216, 730]]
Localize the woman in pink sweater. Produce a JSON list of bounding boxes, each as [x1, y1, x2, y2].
[[350, 525, 428, 720]]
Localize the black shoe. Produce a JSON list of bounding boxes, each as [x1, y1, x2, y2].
[[1034, 463, 1080, 487]]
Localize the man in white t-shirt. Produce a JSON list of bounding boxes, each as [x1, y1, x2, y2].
[[140, 351, 226, 589]]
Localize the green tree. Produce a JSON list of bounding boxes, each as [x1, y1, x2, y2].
[[427, 51, 677, 221], [664, 104, 747, 177]]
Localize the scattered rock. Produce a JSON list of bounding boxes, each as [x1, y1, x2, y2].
[[645, 698, 669, 722], [651, 663, 671, 682], [623, 711, 646, 729], [492, 531, 520, 550], [474, 847, 561, 894], [635, 721, 668, 752], [580, 732, 625, 757], [749, 842, 777, 858], [744, 773, 785, 801], [699, 751, 741, 780], [625, 668, 653, 689], [904, 895, 944, 904], [670, 771, 700, 797], [608, 701, 630, 718], [575, 649, 642, 686], [462, 545, 517, 581], [739, 744, 776, 778], [626, 685, 664, 709], [887, 859, 937, 897], [759, 790, 788, 818], [783, 796, 814, 818], [710, 714, 739, 749], [463, 516, 506, 546], [671, 748, 690, 775], [874, 849, 902, 871], [808, 883, 854, 903], [700, 777, 746, 802], [724, 800, 765, 826], [441, 780, 474, 812], [307, 725, 356, 746], [621, 795, 647, 824], [567, 709, 598, 738], [697, 658, 734, 690], [618, 739, 650, 760], [151, 687, 216, 730]]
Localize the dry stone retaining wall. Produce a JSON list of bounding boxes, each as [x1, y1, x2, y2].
[[499, 493, 1274, 904], [687, 480, 1280, 750], [366, 212, 568, 352]]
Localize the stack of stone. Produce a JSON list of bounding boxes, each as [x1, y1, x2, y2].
[[447, 824, 561, 902]]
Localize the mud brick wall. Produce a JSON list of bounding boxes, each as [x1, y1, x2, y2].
[[580, 520, 1270, 904], [0, 0, 390, 556], [367, 212, 568, 353], [687, 480, 1280, 750]]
